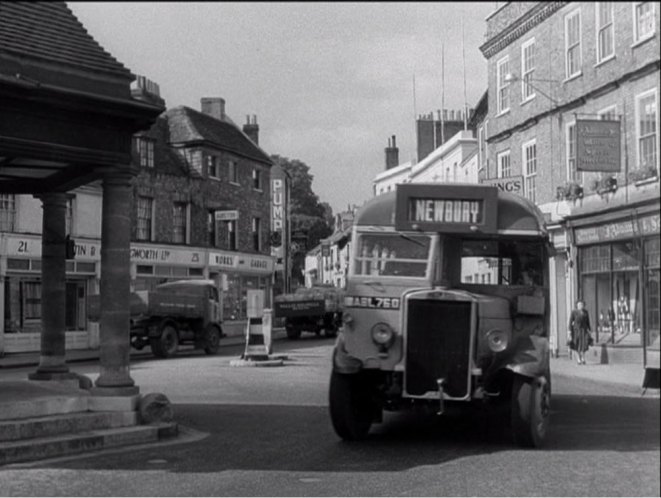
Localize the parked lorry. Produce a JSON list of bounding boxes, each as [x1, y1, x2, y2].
[[274, 284, 344, 339], [88, 279, 223, 358]]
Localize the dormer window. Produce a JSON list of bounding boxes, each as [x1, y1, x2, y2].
[[135, 137, 155, 168]]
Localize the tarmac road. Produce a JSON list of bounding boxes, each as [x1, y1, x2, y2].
[[1, 337, 659, 496]]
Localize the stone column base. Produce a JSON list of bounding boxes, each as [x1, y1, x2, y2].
[[90, 385, 140, 397], [28, 371, 77, 381], [88, 392, 140, 412]]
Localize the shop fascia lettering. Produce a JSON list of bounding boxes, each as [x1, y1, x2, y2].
[[208, 251, 274, 272], [6, 235, 100, 260], [272, 178, 284, 231], [130, 245, 202, 265]]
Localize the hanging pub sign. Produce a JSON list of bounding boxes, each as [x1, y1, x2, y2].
[[576, 119, 621, 172], [395, 183, 498, 234]]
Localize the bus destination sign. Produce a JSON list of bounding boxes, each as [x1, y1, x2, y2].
[[395, 184, 498, 233]]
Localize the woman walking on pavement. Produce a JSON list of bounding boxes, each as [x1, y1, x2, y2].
[[568, 299, 592, 365]]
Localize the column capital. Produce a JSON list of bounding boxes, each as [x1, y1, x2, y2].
[[33, 192, 69, 206], [101, 166, 138, 188]]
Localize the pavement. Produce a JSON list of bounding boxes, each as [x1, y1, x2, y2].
[[0, 326, 288, 370], [2, 332, 658, 396], [550, 354, 659, 395]]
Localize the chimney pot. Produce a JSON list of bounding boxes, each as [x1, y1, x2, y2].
[[201, 98, 226, 121]]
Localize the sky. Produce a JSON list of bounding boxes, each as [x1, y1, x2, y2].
[[69, 2, 496, 214]]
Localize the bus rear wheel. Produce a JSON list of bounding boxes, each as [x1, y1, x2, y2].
[[511, 374, 550, 448], [329, 370, 377, 441]]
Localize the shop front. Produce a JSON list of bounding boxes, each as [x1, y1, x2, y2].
[[1, 234, 101, 354], [569, 206, 660, 368], [131, 243, 206, 291], [208, 250, 274, 321]]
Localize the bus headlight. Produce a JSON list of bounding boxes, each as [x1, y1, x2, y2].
[[486, 329, 509, 353], [371, 322, 395, 346]]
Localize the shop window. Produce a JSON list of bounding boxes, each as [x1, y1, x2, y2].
[[189, 268, 204, 277], [645, 238, 660, 350], [634, 2, 656, 44], [565, 8, 582, 79], [76, 262, 95, 273], [172, 267, 188, 277], [613, 242, 641, 339], [136, 265, 154, 275], [155, 265, 171, 276], [7, 259, 30, 271], [1, 194, 16, 232], [223, 273, 242, 320], [136, 197, 153, 241], [22, 281, 41, 320], [596, 2, 614, 63], [173, 202, 188, 244], [581, 245, 611, 273]]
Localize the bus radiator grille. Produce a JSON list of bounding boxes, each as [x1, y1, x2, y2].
[[405, 300, 472, 397]]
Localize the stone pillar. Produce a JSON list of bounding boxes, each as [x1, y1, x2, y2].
[[92, 171, 138, 395], [29, 193, 71, 379]]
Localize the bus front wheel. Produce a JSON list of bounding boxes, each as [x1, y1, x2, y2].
[[329, 370, 376, 441], [511, 374, 550, 448]]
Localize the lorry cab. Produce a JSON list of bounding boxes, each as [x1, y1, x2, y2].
[[330, 183, 552, 448], [155, 279, 222, 324]]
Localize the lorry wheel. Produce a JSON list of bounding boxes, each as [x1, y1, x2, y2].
[[329, 370, 375, 441], [203, 325, 222, 355], [286, 325, 301, 340], [151, 324, 179, 358], [511, 374, 550, 448]]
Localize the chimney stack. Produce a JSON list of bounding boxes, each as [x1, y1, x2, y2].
[[201, 97, 226, 121], [131, 75, 165, 107], [385, 134, 399, 170], [243, 114, 259, 145]]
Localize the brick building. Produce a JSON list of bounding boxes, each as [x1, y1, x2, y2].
[[480, 2, 659, 367]]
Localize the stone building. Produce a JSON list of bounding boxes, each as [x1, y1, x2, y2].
[[1, 78, 277, 354], [131, 91, 275, 321], [480, 1, 659, 366]]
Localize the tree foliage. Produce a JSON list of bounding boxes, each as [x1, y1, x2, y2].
[[271, 154, 334, 285]]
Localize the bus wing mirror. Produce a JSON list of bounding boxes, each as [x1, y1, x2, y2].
[[517, 295, 545, 316]]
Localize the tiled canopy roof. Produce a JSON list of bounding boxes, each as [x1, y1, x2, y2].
[[166, 106, 272, 165], [0, 1, 133, 79]]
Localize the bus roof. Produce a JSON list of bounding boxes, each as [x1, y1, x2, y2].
[[355, 185, 547, 236]]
